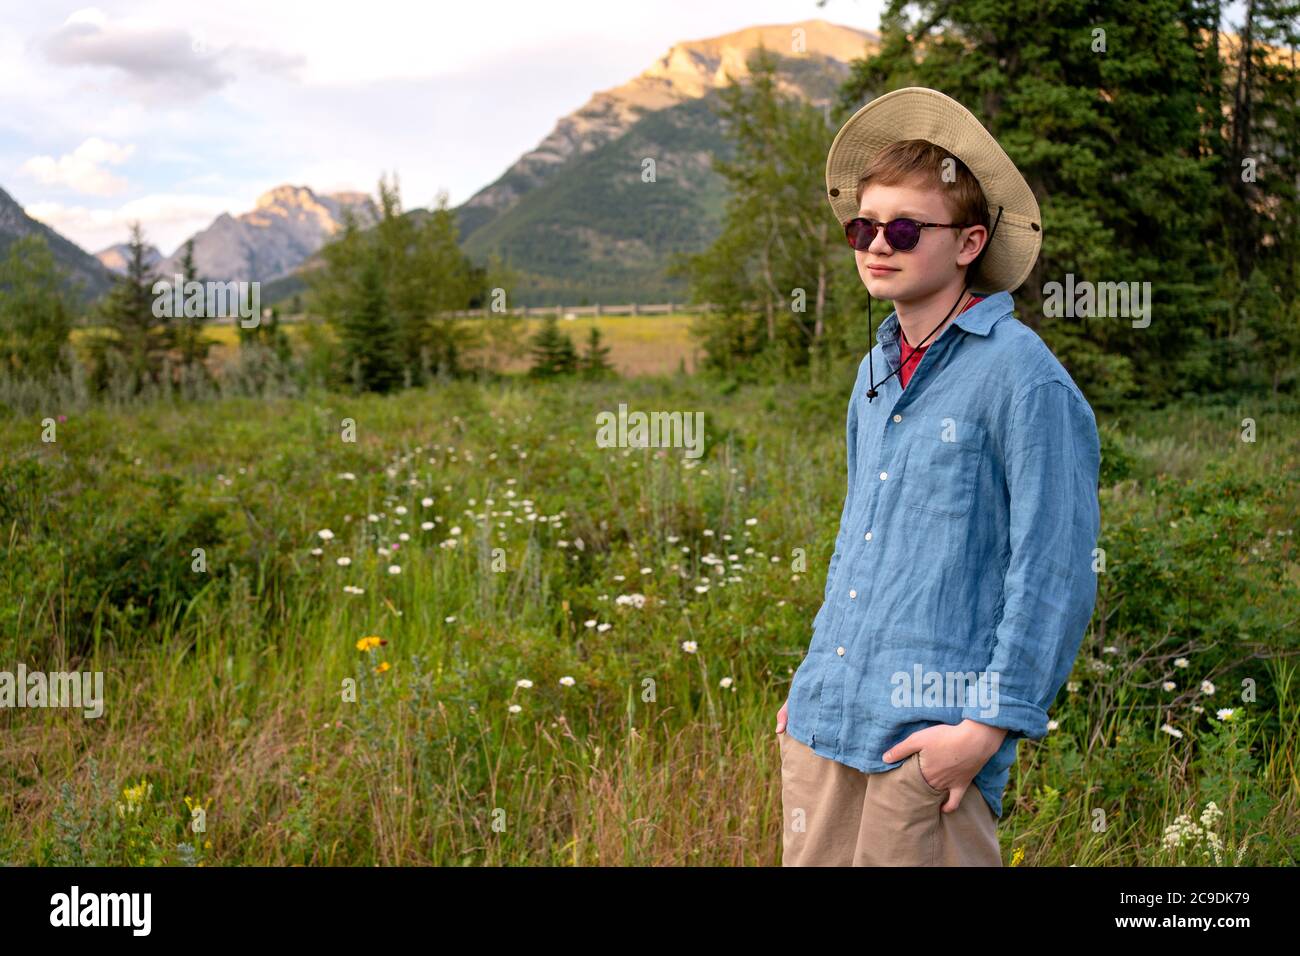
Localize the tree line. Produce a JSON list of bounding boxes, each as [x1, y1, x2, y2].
[[676, 0, 1300, 408]]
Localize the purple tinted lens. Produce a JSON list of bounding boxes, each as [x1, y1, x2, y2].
[[846, 219, 873, 249], [884, 219, 921, 250]]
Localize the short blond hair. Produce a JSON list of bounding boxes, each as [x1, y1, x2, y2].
[[855, 139, 989, 230]]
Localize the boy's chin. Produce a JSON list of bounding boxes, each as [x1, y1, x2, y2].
[[865, 274, 908, 300]]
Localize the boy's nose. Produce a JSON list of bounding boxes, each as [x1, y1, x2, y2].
[[867, 226, 894, 254]]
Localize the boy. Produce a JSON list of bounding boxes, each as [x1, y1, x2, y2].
[[776, 88, 1101, 866]]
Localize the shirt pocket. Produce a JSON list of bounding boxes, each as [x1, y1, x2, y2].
[[901, 415, 987, 519]]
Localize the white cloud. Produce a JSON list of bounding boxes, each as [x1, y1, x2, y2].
[[40, 6, 300, 102], [24, 193, 236, 255], [20, 137, 135, 196]]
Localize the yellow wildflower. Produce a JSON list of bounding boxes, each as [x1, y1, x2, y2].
[[356, 636, 384, 652], [374, 661, 391, 675]]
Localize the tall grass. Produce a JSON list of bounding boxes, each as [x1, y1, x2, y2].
[[1, 373, 1297, 865]]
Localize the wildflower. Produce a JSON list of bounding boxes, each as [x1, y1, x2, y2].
[[1160, 723, 1184, 739], [310, 547, 323, 556], [398, 533, 410, 542], [116, 779, 152, 817], [1200, 679, 1216, 695], [444, 615, 456, 624], [559, 676, 576, 687], [1216, 708, 1235, 721], [356, 636, 385, 651], [1162, 680, 1176, 691], [1174, 657, 1189, 668], [694, 584, 709, 594], [584, 619, 597, 629], [640, 567, 653, 575], [388, 565, 401, 575], [317, 529, 335, 541], [450, 526, 462, 536], [720, 677, 733, 689], [337, 556, 352, 567], [516, 678, 534, 689], [374, 661, 391, 675], [745, 517, 758, 526], [508, 704, 522, 714], [421, 521, 434, 530], [681, 640, 698, 653], [422, 497, 434, 507], [1046, 719, 1058, 731], [615, 594, 647, 609], [1066, 681, 1080, 693], [338, 472, 356, 481], [343, 585, 365, 594], [395, 505, 408, 515], [597, 623, 612, 632]]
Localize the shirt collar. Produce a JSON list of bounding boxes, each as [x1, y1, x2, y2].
[[875, 290, 1012, 347]]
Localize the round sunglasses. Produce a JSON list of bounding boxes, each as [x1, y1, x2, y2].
[[843, 216, 976, 252]]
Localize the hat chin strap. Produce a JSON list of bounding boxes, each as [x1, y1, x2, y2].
[[866, 204, 1004, 402]]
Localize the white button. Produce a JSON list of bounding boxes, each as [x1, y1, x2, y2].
[[836, 646, 845, 656], [879, 471, 888, 480], [864, 531, 873, 541], [849, 589, 857, 599], [893, 414, 902, 423]]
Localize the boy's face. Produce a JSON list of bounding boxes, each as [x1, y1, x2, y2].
[[855, 181, 987, 304]]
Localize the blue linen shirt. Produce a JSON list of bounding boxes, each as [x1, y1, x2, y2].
[[784, 290, 1101, 819]]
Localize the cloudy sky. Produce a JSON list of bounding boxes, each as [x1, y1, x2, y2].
[[0, 0, 884, 256]]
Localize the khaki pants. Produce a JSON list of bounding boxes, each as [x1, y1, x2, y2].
[[779, 731, 1002, 866]]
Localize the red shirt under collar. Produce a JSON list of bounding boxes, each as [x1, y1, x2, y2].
[[899, 295, 984, 389]]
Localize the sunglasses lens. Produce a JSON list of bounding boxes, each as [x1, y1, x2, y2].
[[845, 219, 871, 250], [884, 219, 921, 250]]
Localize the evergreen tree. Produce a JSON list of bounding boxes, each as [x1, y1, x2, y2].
[[0, 234, 76, 380], [343, 251, 403, 392], [173, 238, 212, 369], [528, 316, 578, 377], [579, 325, 615, 378], [95, 222, 166, 390], [673, 44, 844, 373]]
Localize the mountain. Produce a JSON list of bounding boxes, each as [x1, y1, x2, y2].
[[95, 242, 162, 274], [458, 19, 873, 242], [454, 18, 876, 305], [156, 185, 377, 283], [0, 185, 117, 302]]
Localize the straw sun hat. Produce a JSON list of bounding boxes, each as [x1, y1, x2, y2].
[[825, 87, 1042, 292]]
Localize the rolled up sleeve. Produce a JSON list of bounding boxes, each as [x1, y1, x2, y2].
[[961, 379, 1101, 740]]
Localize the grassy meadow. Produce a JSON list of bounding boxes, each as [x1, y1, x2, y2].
[[1, 366, 1297, 865]]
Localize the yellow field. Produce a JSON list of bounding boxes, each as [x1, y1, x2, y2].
[[71, 313, 703, 377]]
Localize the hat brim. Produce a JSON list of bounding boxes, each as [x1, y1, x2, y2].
[[825, 87, 1041, 293]]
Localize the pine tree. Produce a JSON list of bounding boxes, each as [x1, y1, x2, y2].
[[173, 238, 212, 369], [528, 316, 578, 377], [96, 221, 166, 390], [579, 325, 615, 378], [0, 234, 76, 380], [341, 251, 403, 392]]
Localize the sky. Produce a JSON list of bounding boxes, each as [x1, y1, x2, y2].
[[0, 0, 886, 256]]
